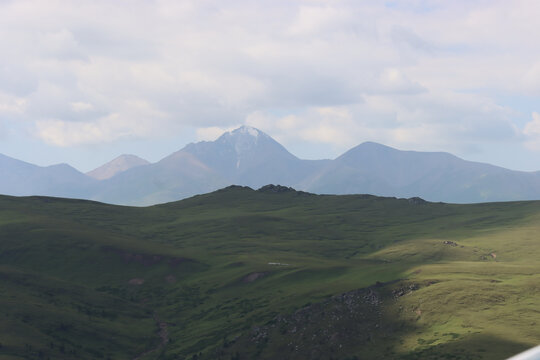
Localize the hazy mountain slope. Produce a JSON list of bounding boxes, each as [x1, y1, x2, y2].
[[304, 142, 540, 202], [0, 153, 96, 198], [92, 126, 327, 205], [92, 150, 228, 205], [4, 127, 540, 204], [183, 126, 329, 188], [1, 188, 539, 359], [86, 154, 149, 180]]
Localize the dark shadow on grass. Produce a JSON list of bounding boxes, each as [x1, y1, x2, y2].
[[209, 281, 532, 360]]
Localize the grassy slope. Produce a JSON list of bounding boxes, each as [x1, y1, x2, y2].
[[0, 187, 538, 359]]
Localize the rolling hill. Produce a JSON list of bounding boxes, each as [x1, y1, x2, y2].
[[0, 186, 539, 359]]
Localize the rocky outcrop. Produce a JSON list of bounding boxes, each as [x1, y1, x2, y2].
[[257, 184, 312, 196], [215, 282, 422, 360]]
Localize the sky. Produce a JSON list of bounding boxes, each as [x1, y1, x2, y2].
[[1, 0, 540, 172]]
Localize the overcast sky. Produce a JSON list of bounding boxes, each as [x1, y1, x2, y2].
[[1, 0, 540, 172]]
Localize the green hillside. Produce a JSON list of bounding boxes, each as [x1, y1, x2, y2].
[[0, 185, 539, 359]]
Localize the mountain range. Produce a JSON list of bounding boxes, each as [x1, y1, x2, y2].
[[2, 125, 540, 205]]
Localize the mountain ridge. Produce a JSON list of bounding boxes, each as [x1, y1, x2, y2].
[[0, 153, 97, 198], [2, 126, 540, 204]]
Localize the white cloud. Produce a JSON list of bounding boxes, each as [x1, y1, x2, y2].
[[35, 113, 147, 147], [0, 92, 27, 115], [524, 112, 540, 151], [0, 0, 538, 162], [70, 102, 94, 112], [376, 68, 426, 94], [35, 99, 169, 146], [522, 62, 540, 95], [246, 89, 518, 159], [288, 5, 351, 36], [37, 29, 86, 60], [196, 125, 239, 141]]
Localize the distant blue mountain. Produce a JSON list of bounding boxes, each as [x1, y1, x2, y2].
[[2, 126, 540, 205], [0, 153, 96, 198], [302, 142, 540, 203], [86, 154, 149, 180]]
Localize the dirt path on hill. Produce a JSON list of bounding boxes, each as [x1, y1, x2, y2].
[[133, 314, 169, 360]]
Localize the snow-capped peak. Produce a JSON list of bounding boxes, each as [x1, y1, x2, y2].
[[229, 125, 260, 138], [215, 126, 269, 162]]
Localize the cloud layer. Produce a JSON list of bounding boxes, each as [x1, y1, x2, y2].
[[1, 0, 540, 165]]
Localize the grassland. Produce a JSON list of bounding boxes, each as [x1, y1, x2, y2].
[[0, 185, 538, 359]]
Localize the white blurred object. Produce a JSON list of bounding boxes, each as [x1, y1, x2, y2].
[[507, 346, 540, 360]]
